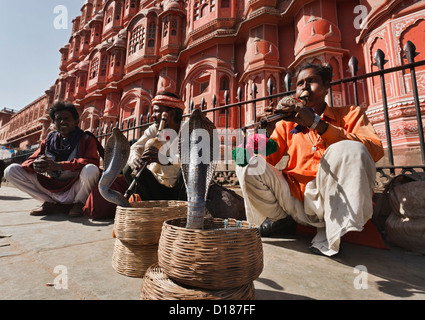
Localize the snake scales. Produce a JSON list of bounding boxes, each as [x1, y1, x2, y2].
[[98, 127, 131, 208], [99, 109, 218, 226], [179, 109, 218, 229]]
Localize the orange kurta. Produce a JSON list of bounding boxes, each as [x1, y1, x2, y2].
[[266, 105, 384, 202]]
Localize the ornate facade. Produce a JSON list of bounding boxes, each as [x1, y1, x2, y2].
[[359, 0, 425, 164], [2, 0, 425, 165]]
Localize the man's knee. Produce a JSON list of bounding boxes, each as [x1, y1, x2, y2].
[[327, 140, 366, 153], [4, 163, 22, 181], [320, 140, 376, 183], [325, 141, 372, 163], [81, 164, 100, 180], [236, 156, 283, 194], [235, 156, 269, 183]]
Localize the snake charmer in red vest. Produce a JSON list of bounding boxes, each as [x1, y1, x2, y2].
[[4, 102, 100, 217]]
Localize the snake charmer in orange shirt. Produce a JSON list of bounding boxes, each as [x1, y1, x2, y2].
[[267, 103, 384, 202], [236, 63, 384, 256]]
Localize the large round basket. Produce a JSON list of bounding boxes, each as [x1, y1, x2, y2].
[[114, 201, 187, 245], [158, 217, 263, 290], [112, 239, 158, 278], [140, 264, 256, 300]]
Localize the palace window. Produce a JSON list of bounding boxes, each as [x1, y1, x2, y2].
[[70, 80, 75, 93], [163, 18, 168, 37], [148, 22, 156, 47], [126, 0, 136, 8], [115, 51, 122, 66], [105, 7, 113, 25], [116, 2, 122, 20], [129, 25, 145, 55], [194, 0, 215, 20], [220, 76, 229, 91], [110, 51, 115, 68], [100, 55, 108, 76], [90, 57, 99, 79], [193, 72, 211, 96], [200, 81, 209, 93], [170, 18, 177, 36], [219, 76, 230, 114]]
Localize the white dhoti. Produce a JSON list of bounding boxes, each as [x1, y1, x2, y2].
[[235, 140, 376, 256], [4, 163, 100, 205]]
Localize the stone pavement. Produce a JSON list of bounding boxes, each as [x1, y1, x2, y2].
[[1, 182, 425, 300]]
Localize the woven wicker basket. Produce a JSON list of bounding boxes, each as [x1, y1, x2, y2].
[[112, 239, 158, 278], [158, 217, 263, 290], [140, 264, 256, 300], [114, 201, 187, 245]]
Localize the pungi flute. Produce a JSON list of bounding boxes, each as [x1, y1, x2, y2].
[[244, 90, 310, 131], [124, 112, 168, 199]]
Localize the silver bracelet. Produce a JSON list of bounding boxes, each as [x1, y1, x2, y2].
[[309, 114, 321, 130]]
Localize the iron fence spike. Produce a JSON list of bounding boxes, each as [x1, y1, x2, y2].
[[348, 56, 359, 76], [284, 73, 292, 92]]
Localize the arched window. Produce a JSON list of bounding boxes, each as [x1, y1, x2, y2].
[[219, 76, 230, 115], [90, 57, 99, 79], [148, 22, 156, 47], [194, 0, 215, 20], [170, 18, 177, 36], [115, 2, 122, 20], [201, 5, 208, 17], [220, 76, 229, 90], [69, 80, 75, 93], [105, 7, 113, 25], [163, 18, 168, 37], [129, 25, 145, 55], [100, 55, 108, 76]]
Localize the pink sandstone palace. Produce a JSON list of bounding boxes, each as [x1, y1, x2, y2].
[[1, 0, 425, 166]]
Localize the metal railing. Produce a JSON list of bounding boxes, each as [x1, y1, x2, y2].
[[93, 40, 425, 185], [4, 40, 425, 186]]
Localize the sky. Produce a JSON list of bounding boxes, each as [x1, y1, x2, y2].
[[0, 1, 85, 111]]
